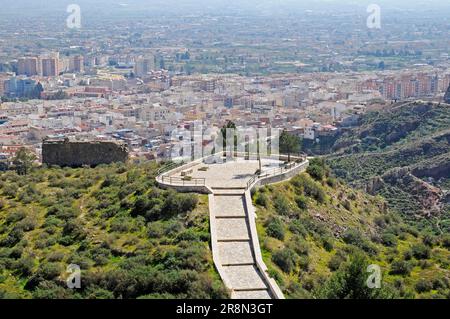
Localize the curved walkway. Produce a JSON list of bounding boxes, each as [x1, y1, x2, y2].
[[156, 154, 309, 299]]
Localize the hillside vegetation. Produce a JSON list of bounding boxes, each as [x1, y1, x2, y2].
[[327, 101, 450, 232], [253, 159, 450, 299], [0, 162, 227, 299]]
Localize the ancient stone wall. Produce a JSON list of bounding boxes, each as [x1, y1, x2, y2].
[[42, 140, 128, 167]]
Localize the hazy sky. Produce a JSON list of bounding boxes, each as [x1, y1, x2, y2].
[[1, 0, 449, 17]]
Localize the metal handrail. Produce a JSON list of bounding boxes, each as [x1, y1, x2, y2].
[[246, 175, 258, 189], [161, 175, 206, 186], [157, 161, 183, 176], [246, 160, 307, 190]]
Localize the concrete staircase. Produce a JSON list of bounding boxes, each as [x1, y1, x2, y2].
[[209, 191, 274, 299]]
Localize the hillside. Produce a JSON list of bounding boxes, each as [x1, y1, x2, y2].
[[327, 101, 450, 232], [252, 159, 450, 299], [1, 158, 449, 300], [0, 162, 227, 299]]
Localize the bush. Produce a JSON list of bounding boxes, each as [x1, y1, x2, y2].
[[266, 218, 285, 241], [328, 254, 345, 271], [291, 174, 326, 203], [255, 192, 269, 208], [422, 234, 437, 247], [14, 257, 35, 277], [307, 165, 325, 181], [2, 184, 18, 199], [272, 248, 298, 273], [1, 228, 24, 247], [163, 191, 198, 217], [306, 158, 329, 181], [441, 234, 450, 249], [16, 218, 38, 232], [319, 253, 393, 299], [415, 279, 433, 293], [289, 220, 307, 238], [342, 228, 377, 255], [342, 199, 352, 211], [289, 237, 309, 256], [322, 237, 334, 252], [381, 232, 398, 247], [6, 210, 26, 224], [38, 262, 63, 280], [295, 195, 308, 210], [411, 244, 431, 260], [326, 177, 337, 188], [389, 260, 412, 276], [273, 194, 291, 216]]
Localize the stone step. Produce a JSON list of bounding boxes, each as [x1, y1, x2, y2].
[[232, 290, 273, 299], [222, 265, 268, 291], [215, 218, 250, 241], [213, 190, 246, 195], [217, 241, 255, 266], [213, 195, 247, 217]]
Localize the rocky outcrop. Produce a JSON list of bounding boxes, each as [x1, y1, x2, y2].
[[367, 168, 444, 217]]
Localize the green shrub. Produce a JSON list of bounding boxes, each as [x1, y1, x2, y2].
[[2, 184, 18, 199], [322, 237, 334, 252], [342, 228, 377, 255], [163, 191, 198, 217], [381, 232, 398, 247], [6, 210, 26, 224], [389, 260, 412, 276], [326, 177, 337, 188], [295, 195, 308, 210], [442, 234, 450, 249], [273, 194, 291, 216], [266, 218, 285, 241], [272, 248, 298, 273], [13, 257, 35, 277], [422, 234, 437, 247], [415, 279, 433, 293], [319, 253, 393, 299], [306, 159, 329, 181], [411, 244, 431, 260], [289, 220, 307, 238], [255, 192, 269, 208], [328, 254, 345, 271], [38, 262, 63, 280], [307, 165, 325, 181], [289, 237, 309, 256], [342, 199, 352, 211]]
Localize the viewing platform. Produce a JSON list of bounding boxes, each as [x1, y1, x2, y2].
[[156, 153, 309, 299]]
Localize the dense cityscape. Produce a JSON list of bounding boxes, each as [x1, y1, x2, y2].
[[0, 0, 449, 164]]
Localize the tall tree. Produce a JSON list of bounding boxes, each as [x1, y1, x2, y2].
[[12, 147, 36, 175], [279, 131, 300, 162], [221, 120, 237, 154]]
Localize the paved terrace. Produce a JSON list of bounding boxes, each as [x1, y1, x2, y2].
[[156, 154, 309, 299], [166, 157, 282, 189]]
